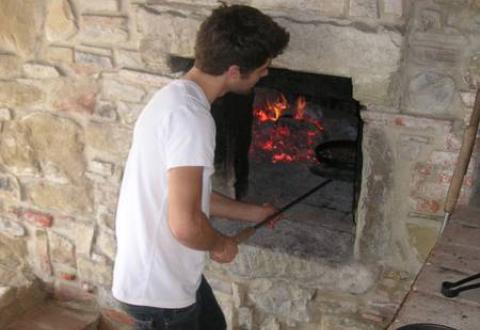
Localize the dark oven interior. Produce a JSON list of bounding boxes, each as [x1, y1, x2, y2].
[[211, 67, 363, 262]]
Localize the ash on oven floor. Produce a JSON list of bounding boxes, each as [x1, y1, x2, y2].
[[211, 161, 355, 263]]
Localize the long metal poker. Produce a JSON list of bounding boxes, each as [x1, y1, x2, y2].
[[234, 179, 333, 243]]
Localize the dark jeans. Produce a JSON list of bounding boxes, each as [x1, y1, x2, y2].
[[121, 276, 226, 330]]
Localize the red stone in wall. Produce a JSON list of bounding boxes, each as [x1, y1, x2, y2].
[[22, 210, 54, 227]]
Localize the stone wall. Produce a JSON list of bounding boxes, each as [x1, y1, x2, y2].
[[0, 0, 479, 329], [355, 0, 480, 273]]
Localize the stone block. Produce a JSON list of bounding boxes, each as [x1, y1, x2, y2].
[[22, 210, 54, 228], [397, 134, 431, 161], [0, 172, 21, 202], [98, 211, 115, 231], [0, 0, 43, 56], [260, 317, 281, 330], [96, 230, 116, 260], [88, 159, 115, 177], [53, 280, 96, 302], [273, 19, 402, 106], [23, 63, 60, 79], [46, 0, 78, 42], [33, 229, 53, 277], [27, 181, 94, 215], [78, 257, 113, 286], [445, 131, 462, 151], [416, 9, 443, 32], [75, 222, 95, 256], [93, 101, 118, 122], [115, 49, 145, 70], [349, 0, 379, 19], [79, 0, 120, 13], [206, 275, 233, 296], [49, 231, 76, 266], [207, 245, 376, 294], [102, 78, 146, 103], [465, 53, 480, 89], [407, 72, 456, 116], [46, 46, 74, 63], [85, 122, 133, 158], [215, 295, 234, 330], [410, 196, 443, 216], [382, 0, 403, 18], [459, 91, 475, 109], [80, 15, 129, 44], [116, 69, 172, 88], [0, 121, 40, 176], [248, 279, 314, 322], [74, 50, 114, 72], [117, 101, 144, 125], [410, 46, 460, 67], [238, 307, 253, 330], [0, 238, 24, 283], [0, 108, 12, 121], [136, 8, 200, 57], [321, 315, 369, 330], [267, 0, 346, 15], [152, 0, 346, 16], [58, 272, 76, 281], [232, 282, 245, 308], [0, 54, 22, 79], [430, 150, 457, 168], [94, 186, 121, 216], [0, 217, 25, 238], [139, 40, 177, 74], [0, 81, 44, 108], [51, 78, 98, 114], [18, 112, 87, 183]]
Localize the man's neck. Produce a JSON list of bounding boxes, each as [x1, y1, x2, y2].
[[183, 67, 227, 104]]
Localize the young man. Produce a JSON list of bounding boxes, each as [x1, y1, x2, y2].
[[112, 4, 289, 329]]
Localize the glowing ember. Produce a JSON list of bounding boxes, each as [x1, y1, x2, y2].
[[251, 90, 324, 164], [294, 96, 306, 120]]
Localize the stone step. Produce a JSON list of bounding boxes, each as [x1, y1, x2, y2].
[[4, 300, 100, 330]]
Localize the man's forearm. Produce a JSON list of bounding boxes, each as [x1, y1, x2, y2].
[[210, 191, 263, 222], [169, 210, 226, 252]]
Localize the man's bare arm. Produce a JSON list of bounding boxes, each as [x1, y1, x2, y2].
[[167, 166, 237, 262], [210, 191, 277, 223]]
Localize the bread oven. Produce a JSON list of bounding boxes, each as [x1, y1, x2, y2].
[[211, 67, 362, 262]]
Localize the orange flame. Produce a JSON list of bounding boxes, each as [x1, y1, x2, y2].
[[251, 91, 324, 164], [254, 94, 288, 122]]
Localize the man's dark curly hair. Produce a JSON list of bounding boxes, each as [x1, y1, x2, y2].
[[194, 4, 290, 76]]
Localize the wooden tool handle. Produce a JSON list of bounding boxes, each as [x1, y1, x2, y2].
[[445, 88, 480, 213], [233, 227, 256, 244]]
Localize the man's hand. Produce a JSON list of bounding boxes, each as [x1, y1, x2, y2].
[[257, 203, 281, 229], [209, 236, 238, 263]]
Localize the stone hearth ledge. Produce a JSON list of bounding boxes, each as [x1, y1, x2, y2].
[[205, 235, 378, 295]]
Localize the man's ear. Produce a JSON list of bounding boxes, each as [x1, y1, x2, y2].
[[226, 65, 241, 80]]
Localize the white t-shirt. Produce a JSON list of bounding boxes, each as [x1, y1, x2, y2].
[[112, 80, 215, 308]]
